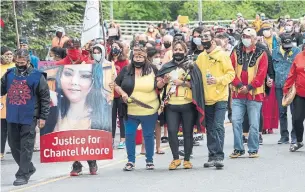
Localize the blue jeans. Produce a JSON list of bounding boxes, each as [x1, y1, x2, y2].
[[205, 101, 227, 161], [275, 88, 296, 140], [232, 99, 262, 153], [124, 113, 158, 163]]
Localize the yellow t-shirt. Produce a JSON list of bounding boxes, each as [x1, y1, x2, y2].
[[166, 68, 192, 105], [128, 72, 159, 116], [196, 47, 235, 105], [1, 62, 15, 119]]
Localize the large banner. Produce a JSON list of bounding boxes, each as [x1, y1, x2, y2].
[[39, 62, 113, 163]]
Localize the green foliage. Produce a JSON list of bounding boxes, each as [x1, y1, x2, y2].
[[1, 0, 85, 58], [1, 0, 304, 59]]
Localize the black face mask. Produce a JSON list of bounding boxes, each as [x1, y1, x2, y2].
[[139, 40, 147, 47], [111, 47, 121, 55], [16, 64, 28, 72], [282, 46, 292, 52], [202, 41, 212, 50], [164, 42, 171, 49], [173, 53, 185, 62], [133, 61, 145, 68]]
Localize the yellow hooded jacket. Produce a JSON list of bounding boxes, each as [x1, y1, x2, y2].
[[196, 47, 235, 105]]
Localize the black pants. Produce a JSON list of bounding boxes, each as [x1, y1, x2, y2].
[[166, 103, 196, 161], [292, 95, 305, 142], [112, 98, 125, 139], [243, 109, 263, 133], [228, 86, 232, 122], [1, 119, 8, 154], [7, 119, 37, 179]]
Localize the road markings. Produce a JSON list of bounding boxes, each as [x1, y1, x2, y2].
[[8, 124, 233, 192], [9, 146, 170, 192]]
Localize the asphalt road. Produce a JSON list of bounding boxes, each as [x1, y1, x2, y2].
[[1, 120, 305, 192]]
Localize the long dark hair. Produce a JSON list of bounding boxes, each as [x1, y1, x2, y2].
[[127, 46, 153, 76], [108, 41, 127, 62], [190, 27, 204, 52], [55, 64, 111, 131]]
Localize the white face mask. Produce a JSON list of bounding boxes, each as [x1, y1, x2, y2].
[[285, 26, 292, 32], [152, 58, 161, 66], [263, 30, 271, 38], [242, 38, 252, 48], [193, 37, 202, 46], [294, 27, 300, 33], [93, 54, 102, 62]]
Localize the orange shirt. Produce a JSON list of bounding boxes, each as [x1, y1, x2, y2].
[[1, 62, 15, 119], [51, 36, 69, 48]]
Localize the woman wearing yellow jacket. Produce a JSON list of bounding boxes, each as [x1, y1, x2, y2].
[[1, 46, 15, 160]]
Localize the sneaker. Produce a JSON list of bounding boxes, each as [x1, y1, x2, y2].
[[169, 159, 181, 170], [88, 160, 98, 175], [203, 160, 215, 168], [249, 151, 259, 158], [193, 140, 200, 146], [259, 134, 263, 145], [146, 162, 155, 170], [215, 160, 224, 169], [243, 136, 248, 145], [278, 137, 289, 144], [229, 150, 245, 158], [183, 161, 193, 169], [161, 136, 168, 143], [291, 138, 297, 144], [289, 142, 304, 152], [70, 161, 83, 176], [13, 177, 28, 186], [117, 142, 126, 149], [123, 162, 135, 171]]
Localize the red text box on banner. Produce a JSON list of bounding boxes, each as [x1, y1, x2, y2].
[[40, 130, 113, 163]]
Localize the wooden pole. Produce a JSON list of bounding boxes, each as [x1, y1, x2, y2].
[[12, 0, 20, 48], [100, 0, 107, 58]]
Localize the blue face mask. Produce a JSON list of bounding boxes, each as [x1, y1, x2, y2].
[[156, 39, 161, 44], [193, 37, 202, 46]]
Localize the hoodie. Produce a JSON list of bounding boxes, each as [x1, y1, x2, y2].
[[196, 46, 235, 105], [51, 27, 69, 48], [92, 44, 117, 101]]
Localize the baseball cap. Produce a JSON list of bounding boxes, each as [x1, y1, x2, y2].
[[281, 34, 293, 49], [242, 28, 257, 38], [19, 38, 28, 45], [237, 13, 242, 17]]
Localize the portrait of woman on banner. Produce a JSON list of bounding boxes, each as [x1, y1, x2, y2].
[[42, 63, 112, 135]]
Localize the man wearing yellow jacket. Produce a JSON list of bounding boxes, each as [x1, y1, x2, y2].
[[196, 30, 235, 169]]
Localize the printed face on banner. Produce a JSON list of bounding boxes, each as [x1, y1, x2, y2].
[[38, 61, 113, 163]]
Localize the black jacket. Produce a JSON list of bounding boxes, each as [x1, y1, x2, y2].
[[1, 65, 50, 120], [115, 64, 159, 119], [256, 42, 275, 95], [157, 59, 206, 132]]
